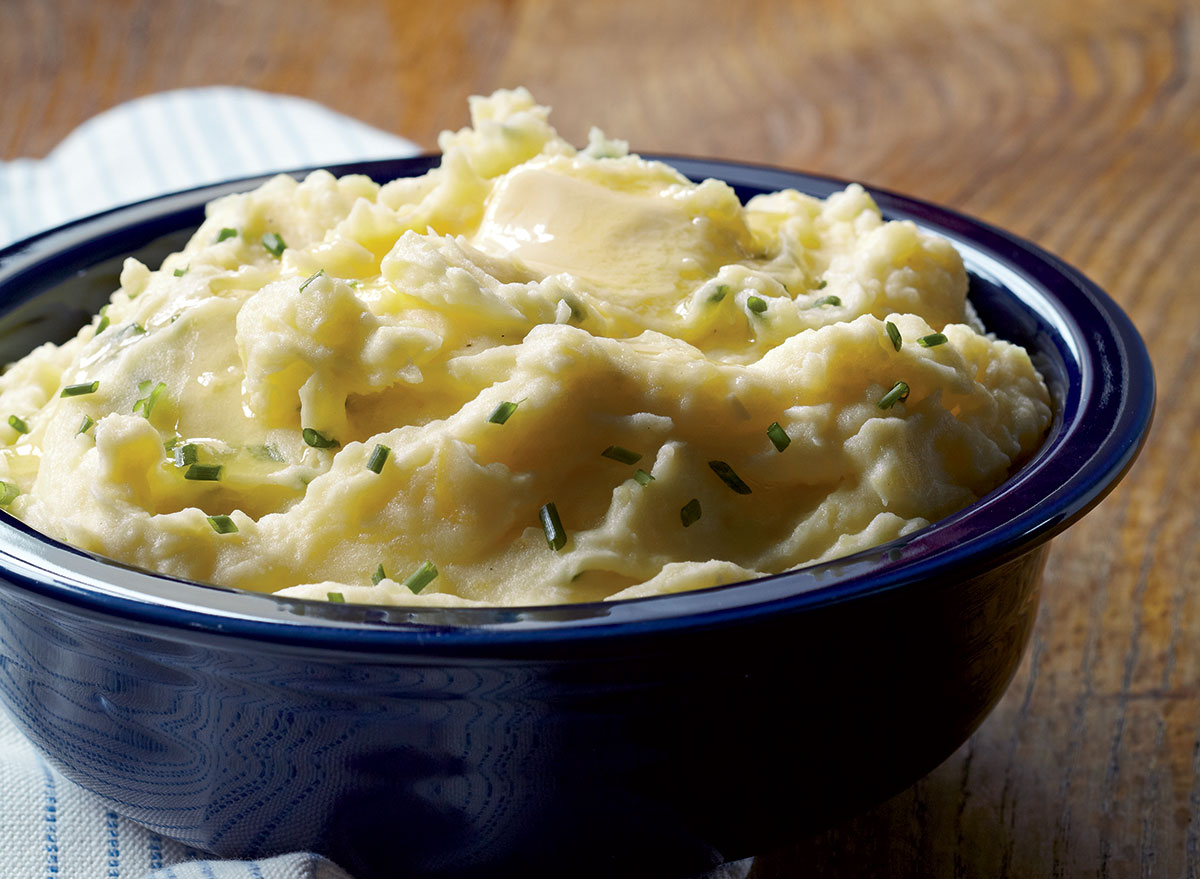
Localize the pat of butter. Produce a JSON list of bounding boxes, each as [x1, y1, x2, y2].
[[473, 161, 748, 309]]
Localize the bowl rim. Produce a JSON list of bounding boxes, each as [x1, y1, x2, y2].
[[0, 155, 1156, 649]]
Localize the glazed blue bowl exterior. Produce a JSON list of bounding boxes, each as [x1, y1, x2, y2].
[[0, 157, 1154, 878]]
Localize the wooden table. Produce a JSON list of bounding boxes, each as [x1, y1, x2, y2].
[[3, 1, 1195, 875]]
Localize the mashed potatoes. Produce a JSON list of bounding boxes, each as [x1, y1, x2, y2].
[[0, 89, 1051, 606]]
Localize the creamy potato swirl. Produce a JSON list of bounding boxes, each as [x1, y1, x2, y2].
[[0, 89, 1051, 606]]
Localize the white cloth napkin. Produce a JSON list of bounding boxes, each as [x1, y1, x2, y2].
[[0, 88, 753, 879]]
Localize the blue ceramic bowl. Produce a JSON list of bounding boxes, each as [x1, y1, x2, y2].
[[0, 157, 1153, 878]]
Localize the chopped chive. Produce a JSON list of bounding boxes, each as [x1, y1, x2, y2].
[[366, 444, 390, 473], [173, 266, 189, 277], [746, 295, 768, 315], [886, 320, 903, 351], [487, 400, 519, 424], [633, 468, 655, 486], [299, 269, 325, 292], [403, 561, 438, 594], [327, 591, 346, 603], [163, 435, 181, 452], [917, 332, 948, 348], [216, 227, 238, 243], [116, 323, 146, 341], [76, 415, 95, 436], [601, 445, 642, 465], [708, 460, 752, 494], [96, 306, 110, 335], [0, 481, 18, 506], [262, 232, 286, 258], [61, 381, 99, 398], [248, 443, 283, 462], [680, 498, 702, 527], [185, 463, 222, 481], [372, 564, 387, 585], [133, 380, 167, 418], [539, 502, 567, 551], [562, 297, 585, 321], [878, 381, 911, 410], [767, 421, 791, 452], [207, 514, 237, 534], [812, 295, 842, 308], [8, 415, 28, 434], [174, 443, 199, 467], [816, 279, 828, 290], [302, 427, 339, 449], [709, 284, 729, 303]]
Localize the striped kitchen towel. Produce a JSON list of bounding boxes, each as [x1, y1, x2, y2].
[[0, 87, 419, 250], [0, 87, 754, 879]]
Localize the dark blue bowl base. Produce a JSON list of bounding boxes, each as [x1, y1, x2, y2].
[[0, 545, 1045, 877]]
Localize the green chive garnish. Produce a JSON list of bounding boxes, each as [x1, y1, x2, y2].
[[366, 444, 390, 473], [633, 469, 655, 486], [540, 502, 567, 551], [174, 443, 199, 467], [767, 421, 791, 452], [601, 445, 642, 465], [816, 279, 828, 290], [918, 332, 948, 348], [747, 296, 768, 315], [185, 463, 222, 481], [76, 415, 94, 436], [117, 323, 146, 341], [372, 564, 387, 585], [709, 284, 729, 303], [680, 498, 702, 527], [299, 269, 324, 292], [61, 381, 99, 398], [708, 460, 752, 494], [96, 306, 110, 335], [207, 514, 237, 533], [488, 401, 519, 424], [0, 481, 19, 506], [878, 381, 911, 410], [216, 227, 238, 243], [133, 380, 166, 419], [173, 266, 188, 277], [248, 443, 284, 462], [563, 297, 586, 321], [8, 415, 28, 435], [327, 591, 346, 603], [302, 427, 339, 449], [886, 320, 902, 351], [262, 232, 286, 258], [812, 295, 841, 307], [403, 561, 438, 594]]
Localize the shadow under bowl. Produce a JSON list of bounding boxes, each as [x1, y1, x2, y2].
[[0, 157, 1154, 878]]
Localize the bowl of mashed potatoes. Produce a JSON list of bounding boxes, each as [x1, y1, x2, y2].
[[0, 90, 1153, 878]]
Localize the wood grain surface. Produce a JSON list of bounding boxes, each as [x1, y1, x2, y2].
[[2, 0, 1197, 875]]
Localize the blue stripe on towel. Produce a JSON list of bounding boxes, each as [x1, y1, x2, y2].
[[40, 760, 59, 878], [149, 833, 165, 872], [105, 811, 120, 877]]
